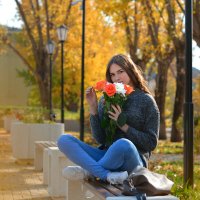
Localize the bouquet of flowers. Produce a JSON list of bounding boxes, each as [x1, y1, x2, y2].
[[94, 80, 134, 145]]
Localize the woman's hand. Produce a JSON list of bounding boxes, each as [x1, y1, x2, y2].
[[108, 105, 129, 133], [108, 105, 121, 121], [86, 87, 98, 115]]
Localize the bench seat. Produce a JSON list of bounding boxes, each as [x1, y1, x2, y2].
[[67, 178, 179, 200], [34, 141, 57, 170]]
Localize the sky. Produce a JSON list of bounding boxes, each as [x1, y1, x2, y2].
[[0, 0, 200, 71]]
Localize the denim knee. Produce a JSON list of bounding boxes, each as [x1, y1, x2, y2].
[[114, 138, 136, 153], [57, 134, 75, 152]]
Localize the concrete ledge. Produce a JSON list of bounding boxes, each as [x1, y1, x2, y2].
[[106, 195, 179, 200]]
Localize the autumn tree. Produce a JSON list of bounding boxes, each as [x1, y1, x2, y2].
[[162, 0, 185, 142], [1, 0, 121, 114], [3, 0, 72, 109], [96, 0, 177, 139], [95, 0, 153, 71], [64, 1, 120, 111], [193, 0, 200, 47], [141, 0, 175, 139]]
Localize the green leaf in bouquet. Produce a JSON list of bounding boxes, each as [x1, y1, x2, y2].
[[101, 115, 109, 128]]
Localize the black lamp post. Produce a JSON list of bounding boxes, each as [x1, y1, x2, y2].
[[46, 40, 55, 120], [71, 0, 85, 141], [57, 25, 68, 123], [184, 0, 193, 187], [80, 0, 85, 141]]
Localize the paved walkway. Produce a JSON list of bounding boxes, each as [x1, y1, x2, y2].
[[0, 128, 64, 200]]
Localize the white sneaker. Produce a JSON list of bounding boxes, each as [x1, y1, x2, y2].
[[62, 166, 90, 180], [107, 171, 128, 184]]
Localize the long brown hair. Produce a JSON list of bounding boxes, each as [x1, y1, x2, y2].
[[106, 54, 151, 94]]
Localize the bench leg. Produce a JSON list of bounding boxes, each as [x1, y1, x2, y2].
[[34, 145, 43, 171], [67, 181, 101, 200], [47, 147, 75, 197], [67, 181, 84, 200], [43, 148, 49, 185]]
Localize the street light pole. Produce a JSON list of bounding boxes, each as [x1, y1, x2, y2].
[[61, 40, 64, 123], [70, 0, 85, 140], [80, 0, 85, 141], [46, 40, 55, 120], [49, 53, 53, 117], [184, 0, 193, 187], [57, 25, 68, 124]]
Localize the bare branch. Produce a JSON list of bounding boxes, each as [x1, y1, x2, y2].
[[14, 0, 38, 63], [165, 0, 176, 30], [29, 0, 36, 15], [29, 0, 44, 48], [175, 0, 185, 14], [44, 0, 50, 41], [143, 0, 159, 47], [64, 0, 73, 25], [133, 3, 138, 53], [123, 12, 135, 57], [35, 0, 44, 48], [164, 0, 178, 44]]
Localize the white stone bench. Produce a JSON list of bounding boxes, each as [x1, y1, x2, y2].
[[43, 146, 76, 197], [3, 116, 19, 132], [11, 122, 64, 159], [34, 141, 57, 171]]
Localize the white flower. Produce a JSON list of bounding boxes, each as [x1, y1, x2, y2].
[[114, 82, 126, 96]]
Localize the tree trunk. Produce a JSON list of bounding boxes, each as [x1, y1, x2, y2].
[[171, 43, 185, 142], [37, 76, 49, 108], [35, 50, 49, 108], [155, 61, 170, 140]]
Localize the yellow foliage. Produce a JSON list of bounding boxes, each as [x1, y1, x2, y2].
[[193, 76, 200, 116], [0, 26, 7, 54]]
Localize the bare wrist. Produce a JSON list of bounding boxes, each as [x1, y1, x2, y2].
[[120, 124, 129, 133]]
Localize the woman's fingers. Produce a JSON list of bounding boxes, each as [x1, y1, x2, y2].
[[108, 114, 116, 121], [108, 111, 118, 120], [111, 104, 121, 113], [85, 86, 93, 94], [108, 105, 122, 121]]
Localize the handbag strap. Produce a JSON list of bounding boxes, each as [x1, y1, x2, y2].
[[136, 193, 147, 200]]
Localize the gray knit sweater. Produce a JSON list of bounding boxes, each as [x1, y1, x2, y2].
[[90, 88, 160, 167]]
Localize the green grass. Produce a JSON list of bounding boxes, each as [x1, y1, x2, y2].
[[154, 140, 183, 154], [151, 140, 200, 199], [0, 106, 80, 121], [53, 109, 79, 120], [149, 160, 200, 200]]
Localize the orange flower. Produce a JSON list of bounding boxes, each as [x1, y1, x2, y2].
[[94, 80, 107, 91], [124, 85, 134, 95], [104, 83, 116, 97]]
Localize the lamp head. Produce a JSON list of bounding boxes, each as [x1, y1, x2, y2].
[[46, 40, 55, 55], [57, 25, 68, 42]]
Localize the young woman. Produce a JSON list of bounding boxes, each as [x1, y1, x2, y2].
[[57, 54, 160, 184]]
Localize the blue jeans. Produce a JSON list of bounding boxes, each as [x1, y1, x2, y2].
[[57, 134, 144, 180]]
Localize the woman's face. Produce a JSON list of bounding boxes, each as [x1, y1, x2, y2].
[[109, 63, 133, 86]]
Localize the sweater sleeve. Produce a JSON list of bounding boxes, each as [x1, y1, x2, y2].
[[90, 97, 106, 144], [125, 96, 160, 152]]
